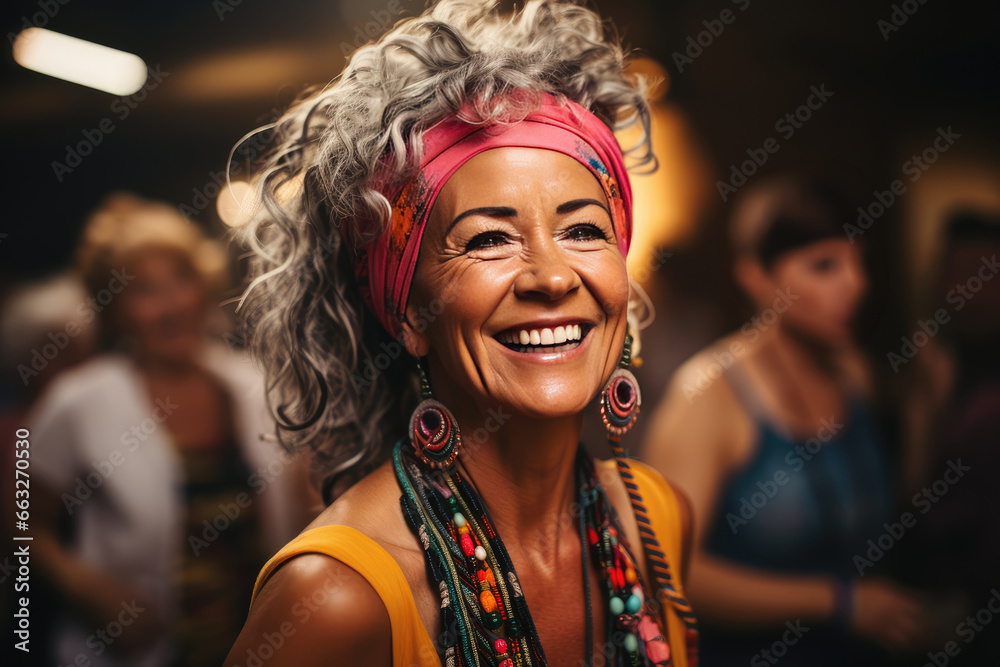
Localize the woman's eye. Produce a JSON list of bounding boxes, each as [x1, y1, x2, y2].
[[564, 223, 609, 242], [466, 231, 510, 251], [812, 257, 836, 272]]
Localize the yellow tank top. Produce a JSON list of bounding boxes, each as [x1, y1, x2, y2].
[[251, 459, 692, 667]]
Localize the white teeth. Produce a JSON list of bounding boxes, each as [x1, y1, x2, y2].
[[504, 324, 586, 347]]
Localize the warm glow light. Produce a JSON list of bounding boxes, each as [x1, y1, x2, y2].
[[619, 58, 710, 282], [12, 28, 147, 96], [217, 180, 255, 227]]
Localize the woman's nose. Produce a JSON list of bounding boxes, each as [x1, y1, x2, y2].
[[513, 238, 581, 301]]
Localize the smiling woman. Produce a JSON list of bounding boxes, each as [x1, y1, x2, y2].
[[225, 2, 697, 666]]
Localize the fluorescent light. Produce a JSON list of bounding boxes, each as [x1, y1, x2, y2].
[[12, 28, 147, 96]]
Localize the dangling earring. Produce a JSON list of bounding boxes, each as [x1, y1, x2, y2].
[[600, 331, 641, 437], [409, 358, 462, 470], [604, 332, 700, 646]]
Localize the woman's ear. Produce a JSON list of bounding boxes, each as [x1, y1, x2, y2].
[[399, 307, 430, 358], [733, 256, 774, 310]]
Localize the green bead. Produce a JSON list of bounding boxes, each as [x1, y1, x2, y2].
[[609, 596, 625, 615], [453, 512, 466, 528], [623, 632, 638, 653], [610, 535, 618, 545], [486, 611, 503, 630], [626, 594, 642, 614]]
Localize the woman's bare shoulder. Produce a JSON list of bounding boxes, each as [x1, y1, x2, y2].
[[648, 336, 756, 454], [224, 552, 391, 667], [306, 459, 407, 534], [223, 462, 411, 667]]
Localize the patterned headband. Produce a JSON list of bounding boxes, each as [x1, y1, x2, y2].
[[355, 94, 633, 337]]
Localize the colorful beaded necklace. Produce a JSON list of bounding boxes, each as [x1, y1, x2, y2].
[[394, 440, 674, 666]]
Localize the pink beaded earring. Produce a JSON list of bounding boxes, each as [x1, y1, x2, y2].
[[409, 359, 462, 470]]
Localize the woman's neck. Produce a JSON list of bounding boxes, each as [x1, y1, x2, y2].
[[131, 348, 200, 379], [453, 411, 583, 565], [759, 322, 840, 379]]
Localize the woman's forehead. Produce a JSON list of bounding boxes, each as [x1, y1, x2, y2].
[[432, 147, 608, 216]]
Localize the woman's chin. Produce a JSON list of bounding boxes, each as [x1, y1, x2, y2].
[[494, 391, 596, 422]]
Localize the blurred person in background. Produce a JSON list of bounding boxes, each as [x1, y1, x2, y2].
[[1, 273, 97, 666], [642, 175, 929, 665], [897, 209, 1000, 665], [27, 193, 316, 667]]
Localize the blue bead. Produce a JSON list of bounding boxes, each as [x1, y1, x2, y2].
[[624, 632, 638, 653], [609, 596, 625, 615], [626, 594, 642, 614]]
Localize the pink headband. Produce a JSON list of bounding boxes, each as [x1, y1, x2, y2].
[[355, 94, 633, 337]]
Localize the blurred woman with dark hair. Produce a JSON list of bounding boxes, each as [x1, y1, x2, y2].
[[643, 175, 929, 665]]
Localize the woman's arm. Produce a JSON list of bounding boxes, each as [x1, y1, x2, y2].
[[33, 479, 166, 655], [225, 554, 392, 667]]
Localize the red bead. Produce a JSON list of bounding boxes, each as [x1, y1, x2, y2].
[[461, 533, 475, 557], [499, 660, 513, 667], [587, 527, 598, 545], [495, 638, 508, 653], [477, 569, 487, 581]]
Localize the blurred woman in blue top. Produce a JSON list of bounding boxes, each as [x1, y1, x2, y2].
[[643, 175, 930, 665]]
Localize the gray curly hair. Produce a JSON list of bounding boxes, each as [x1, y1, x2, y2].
[[237, 0, 654, 502]]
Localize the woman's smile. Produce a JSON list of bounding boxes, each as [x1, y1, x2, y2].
[[494, 320, 594, 358]]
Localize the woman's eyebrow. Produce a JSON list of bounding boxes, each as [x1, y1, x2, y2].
[[445, 198, 610, 236], [556, 198, 610, 218], [446, 206, 517, 236]]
